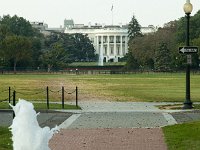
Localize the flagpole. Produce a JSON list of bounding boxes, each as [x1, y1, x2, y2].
[[111, 4, 113, 25], [112, 12, 113, 25]]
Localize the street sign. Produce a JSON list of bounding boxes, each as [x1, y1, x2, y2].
[[179, 46, 198, 54], [187, 55, 192, 64]]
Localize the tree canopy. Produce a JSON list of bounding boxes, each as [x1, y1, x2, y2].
[[41, 32, 97, 70], [0, 15, 43, 71], [1, 35, 32, 72], [128, 14, 143, 40], [126, 10, 200, 71], [0, 15, 38, 37], [126, 14, 143, 70], [0, 15, 96, 71]]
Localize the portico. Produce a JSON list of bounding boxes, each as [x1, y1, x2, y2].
[[95, 33, 128, 63]]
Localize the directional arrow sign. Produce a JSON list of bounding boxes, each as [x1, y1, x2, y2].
[[179, 46, 198, 54]]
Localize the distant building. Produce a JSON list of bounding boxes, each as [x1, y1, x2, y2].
[[31, 22, 48, 32], [64, 19, 156, 63], [31, 20, 156, 64], [64, 19, 74, 29], [31, 22, 64, 36]]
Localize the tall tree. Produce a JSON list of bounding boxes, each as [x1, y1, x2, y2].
[[1, 35, 31, 72], [176, 10, 200, 44], [128, 34, 155, 70], [41, 42, 70, 72], [0, 15, 43, 70], [72, 33, 96, 61], [128, 14, 143, 40], [154, 42, 171, 71], [124, 52, 139, 70], [0, 15, 37, 37], [30, 37, 43, 68], [126, 14, 142, 70], [43, 32, 96, 64]]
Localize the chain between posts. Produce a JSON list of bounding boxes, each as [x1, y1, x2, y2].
[[1, 86, 78, 110]]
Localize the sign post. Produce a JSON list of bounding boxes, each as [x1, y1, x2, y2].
[[179, 46, 198, 109]]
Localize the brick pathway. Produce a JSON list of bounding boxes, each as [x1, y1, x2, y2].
[[49, 128, 167, 150]]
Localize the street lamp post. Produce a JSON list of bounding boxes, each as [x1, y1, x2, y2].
[[183, 0, 193, 109]]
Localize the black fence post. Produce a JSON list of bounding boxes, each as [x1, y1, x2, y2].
[[62, 86, 64, 109], [46, 86, 49, 109], [76, 86, 78, 108], [13, 90, 16, 118], [9, 87, 11, 103]]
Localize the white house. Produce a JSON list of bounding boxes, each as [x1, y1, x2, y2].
[[31, 20, 156, 65], [64, 19, 156, 65]]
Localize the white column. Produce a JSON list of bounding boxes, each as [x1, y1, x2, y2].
[[96, 36, 99, 54], [99, 35, 104, 66], [101, 35, 103, 55], [125, 36, 128, 54], [114, 35, 117, 62], [107, 35, 110, 62], [120, 36, 123, 56]]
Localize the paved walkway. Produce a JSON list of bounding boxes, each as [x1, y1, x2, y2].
[[50, 128, 167, 150], [2, 101, 196, 149], [49, 101, 184, 150], [0, 110, 72, 128]]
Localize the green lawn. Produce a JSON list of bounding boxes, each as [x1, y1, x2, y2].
[[0, 127, 12, 150], [0, 73, 200, 102], [1, 73, 200, 149], [163, 121, 200, 150], [69, 61, 126, 66]]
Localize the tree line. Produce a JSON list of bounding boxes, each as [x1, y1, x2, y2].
[[126, 10, 200, 71], [1, 12, 200, 72], [0, 15, 97, 72]]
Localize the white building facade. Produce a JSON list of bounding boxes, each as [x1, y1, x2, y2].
[[65, 25, 129, 63], [64, 20, 156, 65], [94, 27, 129, 64], [31, 20, 156, 65]]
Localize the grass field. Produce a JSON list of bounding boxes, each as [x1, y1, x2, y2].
[[0, 73, 200, 102], [163, 121, 200, 150], [0, 127, 12, 150]]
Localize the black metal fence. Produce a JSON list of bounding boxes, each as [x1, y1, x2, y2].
[[0, 86, 79, 109], [1, 68, 200, 75]]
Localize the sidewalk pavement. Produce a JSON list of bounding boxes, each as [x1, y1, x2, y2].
[[58, 101, 184, 129], [1, 101, 199, 150], [0, 110, 72, 128], [49, 101, 199, 150], [50, 128, 167, 150]]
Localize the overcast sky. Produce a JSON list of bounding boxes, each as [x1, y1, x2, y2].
[[1, 0, 200, 27]]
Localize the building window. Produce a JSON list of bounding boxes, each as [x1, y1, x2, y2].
[[104, 47, 107, 55], [122, 46, 125, 55], [99, 36, 101, 44], [110, 36, 114, 43], [90, 38, 94, 44], [116, 36, 120, 43], [122, 36, 125, 43], [117, 47, 120, 55], [111, 47, 114, 54], [103, 36, 107, 43]]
